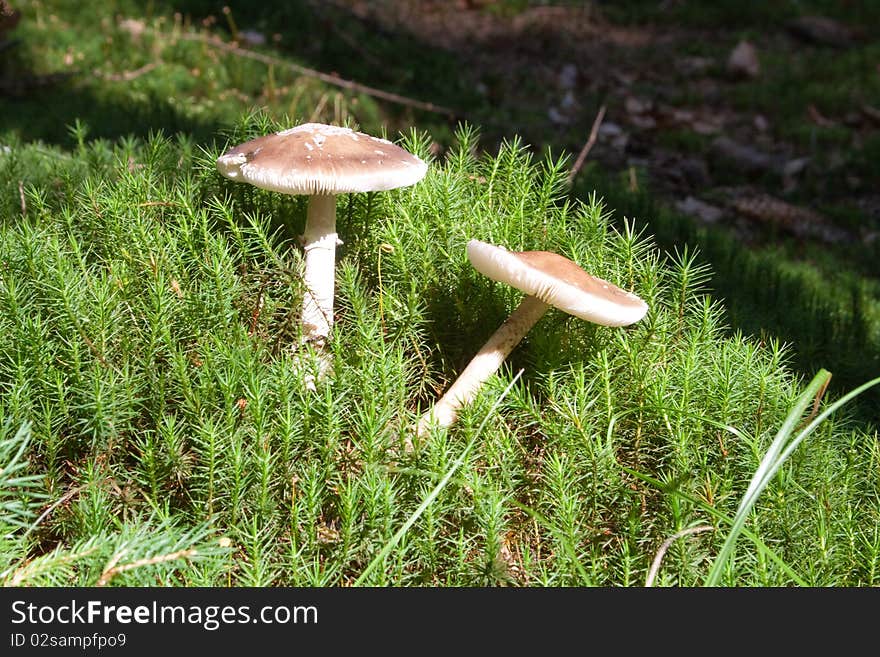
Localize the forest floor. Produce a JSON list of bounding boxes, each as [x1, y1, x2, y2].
[[332, 1, 880, 255]]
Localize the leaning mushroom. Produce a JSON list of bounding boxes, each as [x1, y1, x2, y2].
[[217, 123, 428, 381], [415, 239, 649, 438]]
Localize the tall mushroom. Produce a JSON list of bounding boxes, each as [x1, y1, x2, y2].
[[415, 239, 649, 438], [217, 123, 428, 380]]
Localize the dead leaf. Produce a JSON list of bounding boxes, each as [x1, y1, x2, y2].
[[782, 157, 811, 179], [629, 114, 657, 130], [711, 136, 782, 176], [807, 104, 836, 128], [316, 523, 340, 544], [118, 18, 146, 39], [170, 279, 183, 298], [676, 196, 724, 224], [727, 40, 760, 78], [598, 121, 629, 150], [625, 96, 652, 115]]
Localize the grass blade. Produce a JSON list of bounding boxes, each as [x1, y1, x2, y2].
[[354, 370, 524, 586], [704, 370, 880, 586]]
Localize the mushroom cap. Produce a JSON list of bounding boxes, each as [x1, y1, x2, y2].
[[216, 123, 428, 195], [467, 239, 648, 327]]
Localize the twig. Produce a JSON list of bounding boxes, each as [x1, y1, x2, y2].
[[94, 60, 161, 82], [21, 485, 88, 543], [309, 92, 330, 122], [567, 104, 607, 186], [97, 548, 198, 586], [18, 180, 25, 216], [221, 5, 239, 43], [168, 30, 457, 117], [645, 525, 714, 587]]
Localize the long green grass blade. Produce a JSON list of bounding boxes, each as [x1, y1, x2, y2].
[[623, 466, 808, 586], [704, 370, 880, 586]]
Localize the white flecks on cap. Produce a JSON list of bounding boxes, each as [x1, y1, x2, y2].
[[466, 239, 648, 327], [217, 123, 427, 195]]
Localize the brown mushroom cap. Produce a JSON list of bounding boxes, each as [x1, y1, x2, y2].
[[467, 239, 648, 327], [216, 123, 428, 195]]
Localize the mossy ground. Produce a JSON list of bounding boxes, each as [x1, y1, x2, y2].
[[1, 1, 878, 586]]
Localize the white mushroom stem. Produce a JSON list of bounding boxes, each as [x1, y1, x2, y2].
[[416, 294, 550, 437], [300, 194, 338, 349]]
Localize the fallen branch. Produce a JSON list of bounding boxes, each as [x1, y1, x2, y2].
[[567, 104, 606, 186], [126, 21, 458, 117], [95, 60, 161, 82]]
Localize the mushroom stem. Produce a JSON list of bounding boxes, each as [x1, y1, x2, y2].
[[300, 194, 338, 349], [416, 294, 550, 438]]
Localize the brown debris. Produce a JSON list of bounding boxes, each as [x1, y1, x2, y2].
[[786, 15, 861, 49], [711, 136, 783, 177], [0, 1, 19, 56], [861, 105, 880, 126], [676, 196, 725, 225], [729, 193, 851, 243], [118, 17, 457, 117], [807, 104, 837, 128], [0, 1, 20, 34]]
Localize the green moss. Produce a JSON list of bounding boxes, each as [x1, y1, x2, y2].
[[0, 123, 877, 586]]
